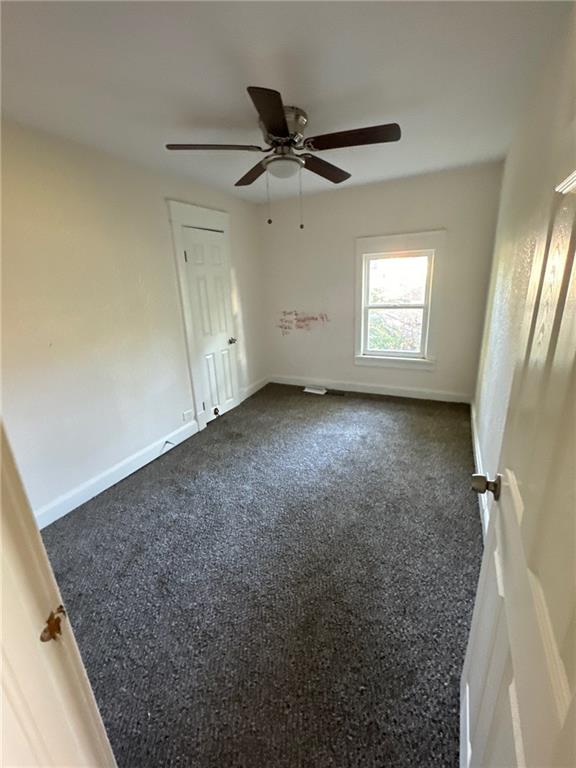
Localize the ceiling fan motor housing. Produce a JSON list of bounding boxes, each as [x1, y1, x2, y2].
[[259, 106, 308, 146]]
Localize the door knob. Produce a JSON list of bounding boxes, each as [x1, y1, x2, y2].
[[228, 337, 237, 345], [40, 605, 66, 642], [471, 473, 502, 501]]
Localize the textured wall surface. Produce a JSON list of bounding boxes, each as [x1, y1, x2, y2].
[[474, 7, 576, 478]]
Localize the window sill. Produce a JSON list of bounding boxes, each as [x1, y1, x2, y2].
[[354, 355, 436, 370]]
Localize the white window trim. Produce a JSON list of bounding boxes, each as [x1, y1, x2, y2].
[[354, 230, 446, 367]]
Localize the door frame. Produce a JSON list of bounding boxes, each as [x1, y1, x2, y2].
[[167, 200, 234, 432]]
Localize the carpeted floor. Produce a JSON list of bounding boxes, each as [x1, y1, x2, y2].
[[43, 384, 483, 768]]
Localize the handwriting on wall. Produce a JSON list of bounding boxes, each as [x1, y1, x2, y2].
[[277, 311, 330, 336]]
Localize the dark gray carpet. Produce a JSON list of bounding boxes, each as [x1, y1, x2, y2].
[[43, 384, 482, 768]]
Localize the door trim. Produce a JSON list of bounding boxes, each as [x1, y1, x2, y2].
[[470, 402, 492, 537], [167, 200, 232, 431], [168, 200, 228, 233]]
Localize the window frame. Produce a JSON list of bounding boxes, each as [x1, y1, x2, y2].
[[355, 230, 444, 366], [361, 248, 433, 359]]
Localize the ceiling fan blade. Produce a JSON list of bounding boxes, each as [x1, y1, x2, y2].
[[305, 123, 401, 151], [166, 143, 265, 151], [247, 87, 289, 138], [235, 161, 267, 187], [302, 154, 350, 184]]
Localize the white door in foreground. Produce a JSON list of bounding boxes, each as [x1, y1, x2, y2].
[[461, 195, 575, 767], [1, 428, 116, 767], [182, 225, 240, 423]]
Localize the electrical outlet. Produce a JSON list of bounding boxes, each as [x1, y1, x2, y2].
[[182, 409, 194, 423]]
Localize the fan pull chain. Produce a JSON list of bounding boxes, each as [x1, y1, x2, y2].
[[299, 166, 304, 230], [266, 172, 272, 224]]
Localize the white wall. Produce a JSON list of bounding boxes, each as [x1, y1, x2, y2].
[[2, 120, 265, 525], [0, 122, 512, 528], [259, 162, 502, 401], [474, 7, 576, 480]]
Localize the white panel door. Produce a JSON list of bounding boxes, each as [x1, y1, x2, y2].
[[1, 428, 116, 767], [461, 194, 576, 767], [182, 226, 240, 424]]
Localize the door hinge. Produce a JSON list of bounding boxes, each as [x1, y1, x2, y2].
[[471, 473, 502, 501], [40, 605, 66, 642], [184, 250, 188, 263]]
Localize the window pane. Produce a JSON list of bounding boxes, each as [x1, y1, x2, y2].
[[368, 255, 428, 304], [367, 308, 423, 353]]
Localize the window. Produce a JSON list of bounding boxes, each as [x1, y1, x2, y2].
[[355, 231, 442, 365], [363, 251, 431, 356]]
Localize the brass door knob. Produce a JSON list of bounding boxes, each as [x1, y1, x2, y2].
[[40, 605, 66, 642]]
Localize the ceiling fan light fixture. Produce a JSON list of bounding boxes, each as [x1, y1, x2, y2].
[[264, 155, 304, 179]]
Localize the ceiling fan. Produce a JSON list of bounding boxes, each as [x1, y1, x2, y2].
[[166, 87, 401, 187]]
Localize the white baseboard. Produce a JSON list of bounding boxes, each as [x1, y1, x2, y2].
[[35, 421, 199, 529], [240, 377, 269, 401], [269, 374, 471, 404], [36, 375, 469, 530], [470, 402, 490, 536], [36, 378, 269, 531]]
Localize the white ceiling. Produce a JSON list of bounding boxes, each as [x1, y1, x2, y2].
[[2, 1, 569, 202]]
